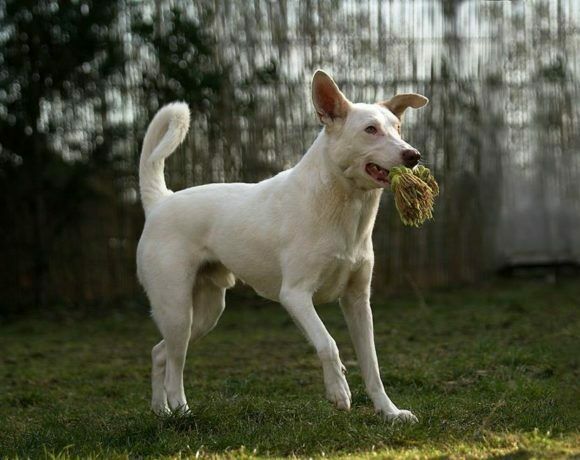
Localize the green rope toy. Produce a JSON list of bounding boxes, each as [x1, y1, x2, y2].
[[389, 165, 439, 227]]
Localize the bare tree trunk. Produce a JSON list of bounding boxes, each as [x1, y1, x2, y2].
[[31, 117, 48, 309]]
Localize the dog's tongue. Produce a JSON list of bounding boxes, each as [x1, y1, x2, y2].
[[367, 163, 389, 182]]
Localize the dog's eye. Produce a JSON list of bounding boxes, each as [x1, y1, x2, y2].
[[364, 126, 378, 135]]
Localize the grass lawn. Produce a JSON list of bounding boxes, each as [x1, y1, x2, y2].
[[1, 279, 579, 458]]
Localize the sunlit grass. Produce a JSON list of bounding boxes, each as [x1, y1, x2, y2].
[[1, 279, 579, 458]]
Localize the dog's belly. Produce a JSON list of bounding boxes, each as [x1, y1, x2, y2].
[[217, 252, 356, 305], [214, 250, 283, 302], [230, 258, 353, 305]]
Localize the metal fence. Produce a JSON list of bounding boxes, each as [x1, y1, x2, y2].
[[3, 0, 580, 307]]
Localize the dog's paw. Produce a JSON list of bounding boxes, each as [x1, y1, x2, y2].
[[326, 377, 352, 410], [380, 409, 418, 424], [156, 400, 191, 417], [170, 403, 191, 416], [151, 402, 171, 416]]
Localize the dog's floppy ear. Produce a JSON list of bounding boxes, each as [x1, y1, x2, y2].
[[312, 70, 350, 125], [381, 93, 429, 120]]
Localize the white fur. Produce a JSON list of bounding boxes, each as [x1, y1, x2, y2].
[[137, 71, 427, 423]]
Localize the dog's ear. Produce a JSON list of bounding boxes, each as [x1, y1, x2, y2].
[[381, 94, 429, 120], [312, 70, 350, 125]]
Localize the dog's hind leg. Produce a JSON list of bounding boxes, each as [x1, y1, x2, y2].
[[190, 273, 229, 343], [148, 262, 232, 415], [147, 263, 196, 413], [190, 263, 234, 342], [191, 262, 236, 342], [151, 340, 168, 414], [149, 284, 225, 415]]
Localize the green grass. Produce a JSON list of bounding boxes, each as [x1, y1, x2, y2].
[[1, 279, 579, 458]]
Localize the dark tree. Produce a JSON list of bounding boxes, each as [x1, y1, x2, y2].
[[0, 0, 124, 308]]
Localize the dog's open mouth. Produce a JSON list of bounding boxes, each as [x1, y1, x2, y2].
[[365, 163, 390, 186]]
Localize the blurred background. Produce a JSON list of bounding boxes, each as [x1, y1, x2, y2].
[[1, 0, 579, 314]]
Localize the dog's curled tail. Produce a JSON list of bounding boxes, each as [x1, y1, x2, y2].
[[139, 102, 190, 216]]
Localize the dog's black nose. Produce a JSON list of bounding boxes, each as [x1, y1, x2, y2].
[[401, 149, 421, 167]]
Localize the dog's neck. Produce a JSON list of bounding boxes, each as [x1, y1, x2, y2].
[[292, 130, 382, 238]]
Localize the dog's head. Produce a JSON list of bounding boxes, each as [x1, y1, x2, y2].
[[312, 70, 428, 190]]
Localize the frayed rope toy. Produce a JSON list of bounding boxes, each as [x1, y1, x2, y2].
[[389, 165, 439, 227]]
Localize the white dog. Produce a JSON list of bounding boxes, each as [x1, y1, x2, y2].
[[137, 70, 428, 422]]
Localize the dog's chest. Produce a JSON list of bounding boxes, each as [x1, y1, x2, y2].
[[310, 195, 379, 304], [313, 253, 360, 304]]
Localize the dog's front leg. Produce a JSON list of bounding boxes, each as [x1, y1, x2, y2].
[[280, 287, 351, 410], [340, 262, 418, 423]]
